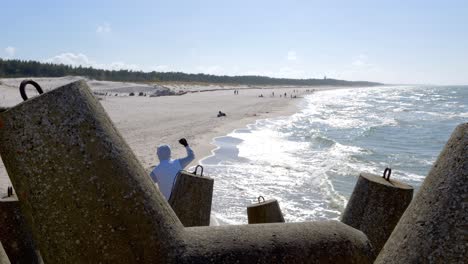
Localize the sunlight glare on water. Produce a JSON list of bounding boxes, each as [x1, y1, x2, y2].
[[201, 85, 468, 225]]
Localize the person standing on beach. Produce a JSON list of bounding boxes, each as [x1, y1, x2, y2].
[[150, 138, 195, 200]]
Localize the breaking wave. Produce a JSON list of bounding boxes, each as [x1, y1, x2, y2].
[[201, 85, 468, 224]]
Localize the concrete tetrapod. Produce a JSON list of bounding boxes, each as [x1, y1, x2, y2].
[[341, 170, 413, 253], [0, 190, 40, 263], [247, 196, 285, 224], [375, 123, 468, 263], [0, 242, 10, 264], [0, 80, 375, 263], [178, 221, 373, 263], [0, 80, 185, 263], [169, 166, 214, 227]]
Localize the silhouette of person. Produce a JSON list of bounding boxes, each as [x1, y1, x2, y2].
[[150, 138, 195, 200]]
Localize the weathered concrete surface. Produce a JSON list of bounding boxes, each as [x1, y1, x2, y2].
[[179, 221, 375, 264], [0, 81, 376, 263], [375, 123, 468, 263], [169, 170, 214, 227], [0, 192, 39, 263], [0, 81, 185, 263], [0, 242, 10, 264], [341, 172, 413, 253], [247, 198, 285, 224]]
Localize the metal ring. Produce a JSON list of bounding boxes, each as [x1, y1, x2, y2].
[[383, 168, 392, 181], [7, 186, 13, 197], [258, 196, 265, 203], [19, 80, 44, 101], [192, 165, 204, 176]]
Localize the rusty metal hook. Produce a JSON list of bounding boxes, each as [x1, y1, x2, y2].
[[20, 80, 44, 101], [258, 196, 265, 203], [383, 168, 392, 181], [192, 165, 204, 177]]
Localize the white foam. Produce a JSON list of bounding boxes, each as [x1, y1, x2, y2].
[[203, 85, 467, 224]]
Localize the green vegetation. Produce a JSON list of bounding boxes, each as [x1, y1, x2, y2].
[[0, 58, 382, 86]]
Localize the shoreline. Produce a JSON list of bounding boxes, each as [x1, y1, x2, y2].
[[187, 95, 301, 168], [0, 78, 321, 189], [103, 87, 306, 172], [197, 105, 301, 167]]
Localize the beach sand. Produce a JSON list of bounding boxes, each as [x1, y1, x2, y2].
[[0, 77, 322, 189]]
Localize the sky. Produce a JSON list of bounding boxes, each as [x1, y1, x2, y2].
[[1, 0, 467, 84]]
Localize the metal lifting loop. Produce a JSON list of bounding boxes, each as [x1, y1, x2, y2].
[[383, 168, 392, 181], [19, 80, 44, 101], [257, 196, 265, 203], [192, 165, 204, 176], [7, 186, 13, 197]]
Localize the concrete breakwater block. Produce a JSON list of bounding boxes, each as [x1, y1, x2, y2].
[[341, 169, 413, 253], [0, 189, 40, 264], [0, 80, 185, 263], [0, 242, 10, 264], [179, 221, 374, 263], [375, 123, 468, 263], [247, 196, 285, 224], [169, 166, 214, 227], [0, 80, 375, 263]]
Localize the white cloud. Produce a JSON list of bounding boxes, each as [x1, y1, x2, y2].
[[106, 61, 140, 71], [45, 52, 140, 71], [243, 67, 306, 79], [5, 46, 16, 57], [42, 54, 311, 79], [287, 50, 297, 61], [47, 53, 90, 66], [96, 23, 111, 33], [153, 65, 170, 72], [196, 65, 224, 75]]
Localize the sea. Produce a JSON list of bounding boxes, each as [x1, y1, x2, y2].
[[200, 85, 468, 225]]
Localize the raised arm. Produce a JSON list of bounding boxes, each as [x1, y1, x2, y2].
[[178, 138, 195, 169]]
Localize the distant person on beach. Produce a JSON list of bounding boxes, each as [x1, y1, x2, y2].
[[150, 138, 195, 200], [217, 111, 226, 117]]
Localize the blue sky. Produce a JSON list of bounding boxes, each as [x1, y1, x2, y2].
[[1, 0, 467, 84]]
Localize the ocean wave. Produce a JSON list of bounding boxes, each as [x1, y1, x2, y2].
[[204, 85, 466, 224], [392, 107, 410, 112], [311, 135, 336, 148]]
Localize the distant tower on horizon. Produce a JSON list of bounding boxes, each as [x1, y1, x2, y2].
[[324, 75, 327, 80]]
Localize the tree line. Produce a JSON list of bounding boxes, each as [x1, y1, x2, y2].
[[0, 58, 382, 86]]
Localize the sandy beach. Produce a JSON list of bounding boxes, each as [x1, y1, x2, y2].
[[100, 86, 303, 171], [0, 77, 323, 189]]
